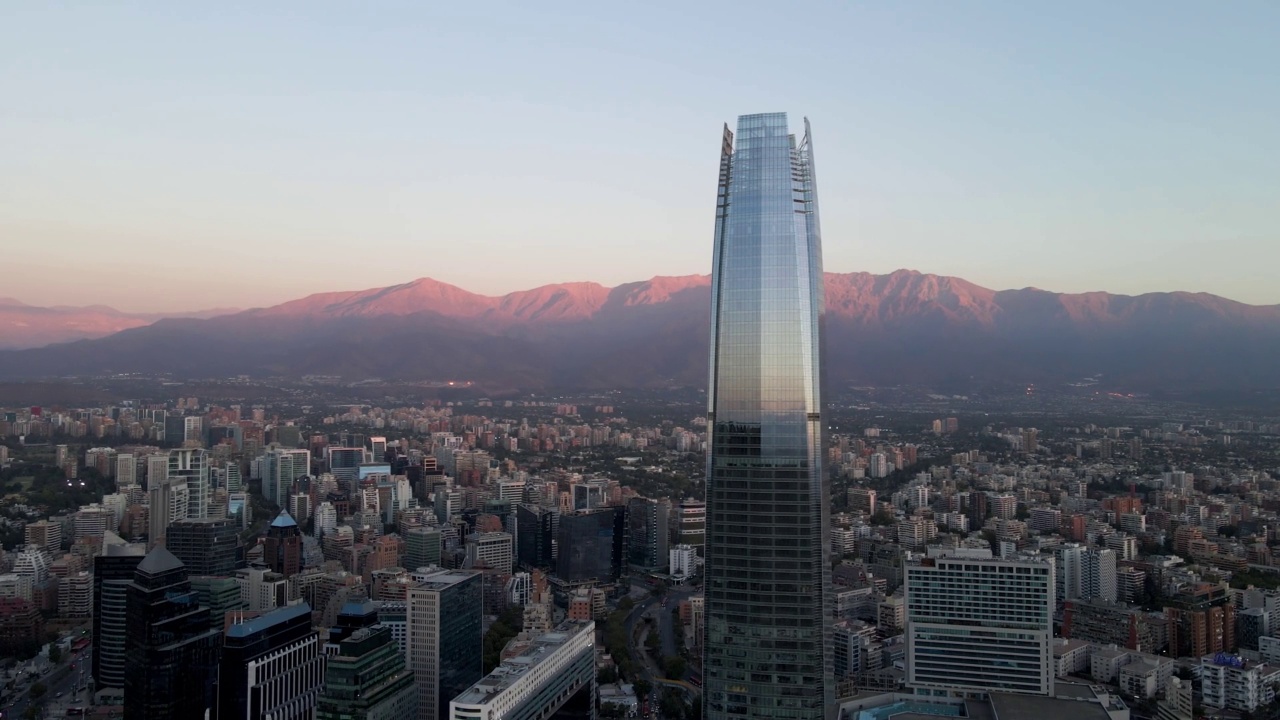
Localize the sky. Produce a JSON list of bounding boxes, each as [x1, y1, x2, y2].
[[2, 1, 1277, 312]]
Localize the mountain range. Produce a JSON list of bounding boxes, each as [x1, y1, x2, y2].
[[1, 270, 1278, 394], [0, 298, 238, 350]]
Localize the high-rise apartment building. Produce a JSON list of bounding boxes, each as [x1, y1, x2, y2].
[[124, 548, 222, 719], [1082, 547, 1117, 602], [24, 520, 62, 556], [703, 112, 832, 720], [147, 475, 188, 549], [116, 453, 137, 489], [448, 620, 595, 720], [904, 548, 1055, 697], [407, 569, 483, 720], [169, 448, 210, 520], [217, 603, 324, 720]]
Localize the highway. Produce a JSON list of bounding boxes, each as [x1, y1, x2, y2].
[[622, 582, 700, 716]]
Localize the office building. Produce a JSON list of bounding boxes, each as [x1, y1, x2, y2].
[[217, 603, 324, 720], [703, 109, 831, 720], [555, 508, 623, 584], [264, 510, 303, 578], [627, 497, 669, 571], [468, 532, 514, 575], [904, 548, 1055, 697], [94, 531, 147, 695], [407, 569, 483, 720], [170, 448, 211, 520], [317, 616, 416, 720], [516, 504, 556, 570], [405, 526, 443, 571], [167, 518, 241, 577], [124, 547, 222, 719], [448, 620, 595, 720]]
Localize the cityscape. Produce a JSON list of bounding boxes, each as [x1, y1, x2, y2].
[[3, 5, 1279, 720]]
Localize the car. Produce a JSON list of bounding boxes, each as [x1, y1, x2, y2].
[[55, 692, 63, 698]]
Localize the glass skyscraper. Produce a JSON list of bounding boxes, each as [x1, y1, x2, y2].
[[703, 112, 832, 719]]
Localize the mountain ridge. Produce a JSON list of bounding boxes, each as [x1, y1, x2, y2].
[[1, 269, 1278, 393]]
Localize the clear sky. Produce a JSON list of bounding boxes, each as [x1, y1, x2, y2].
[[2, 1, 1277, 312]]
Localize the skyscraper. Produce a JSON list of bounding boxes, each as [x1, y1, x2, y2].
[[169, 448, 210, 520], [407, 569, 483, 720], [264, 510, 303, 578], [703, 112, 832, 720], [167, 518, 241, 577], [124, 547, 222, 720], [93, 531, 146, 698]]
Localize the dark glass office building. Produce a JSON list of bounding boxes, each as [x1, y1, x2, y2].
[[626, 497, 669, 570], [93, 533, 146, 695], [555, 507, 624, 584], [166, 517, 241, 576], [317, 603, 416, 720], [124, 547, 222, 720], [516, 503, 557, 570], [703, 113, 833, 720]]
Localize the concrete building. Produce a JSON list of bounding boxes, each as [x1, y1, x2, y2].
[[447, 620, 595, 720], [905, 548, 1055, 697]]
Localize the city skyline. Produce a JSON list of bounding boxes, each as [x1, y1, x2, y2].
[[4, 2, 1278, 311]]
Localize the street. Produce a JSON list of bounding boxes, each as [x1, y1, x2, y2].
[[4, 644, 92, 719]]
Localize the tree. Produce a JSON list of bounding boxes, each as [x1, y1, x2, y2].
[[47, 643, 61, 664], [663, 655, 687, 679], [30, 681, 46, 699], [633, 678, 651, 698], [598, 666, 619, 684]]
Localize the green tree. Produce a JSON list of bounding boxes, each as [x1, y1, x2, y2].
[[663, 655, 687, 679], [30, 681, 46, 699], [47, 643, 61, 664]]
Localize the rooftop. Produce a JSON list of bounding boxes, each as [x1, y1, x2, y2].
[[450, 621, 593, 707], [989, 693, 1113, 720], [226, 602, 311, 638]]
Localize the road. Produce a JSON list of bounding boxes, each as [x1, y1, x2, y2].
[[4, 644, 92, 719], [622, 582, 700, 717]]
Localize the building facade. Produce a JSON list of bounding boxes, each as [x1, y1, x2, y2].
[[217, 603, 324, 720], [448, 620, 595, 720], [407, 569, 483, 720], [124, 547, 222, 720], [703, 112, 832, 720], [904, 549, 1055, 697]]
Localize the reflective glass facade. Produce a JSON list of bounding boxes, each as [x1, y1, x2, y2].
[[704, 112, 833, 720]]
